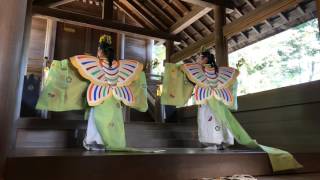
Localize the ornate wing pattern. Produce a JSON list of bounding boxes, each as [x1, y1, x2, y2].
[[181, 63, 209, 87], [70, 55, 107, 85], [117, 60, 144, 87], [213, 88, 234, 107], [194, 85, 214, 104], [182, 63, 239, 106], [87, 83, 112, 106], [113, 86, 134, 106], [71, 55, 143, 106], [204, 66, 239, 88]]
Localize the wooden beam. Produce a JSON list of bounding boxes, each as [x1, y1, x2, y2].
[[146, 0, 175, 24], [165, 40, 174, 62], [317, 0, 320, 31], [129, 0, 168, 30], [33, 0, 75, 7], [170, 0, 189, 16], [114, 0, 158, 30], [32, 6, 180, 41], [181, 0, 235, 9], [224, 0, 301, 37], [169, 6, 211, 34], [170, 33, 215, 63], [214, 6, 228, 66], [103, 0, 114, 20], [171, 0, 302, 63]]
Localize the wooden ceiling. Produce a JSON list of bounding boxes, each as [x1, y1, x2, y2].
[[33, 0, 318, 61]]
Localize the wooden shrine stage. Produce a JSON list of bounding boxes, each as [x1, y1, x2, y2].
[[5, 148, 320, 180]]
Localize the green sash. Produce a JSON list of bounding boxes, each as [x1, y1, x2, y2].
[[207, 98, 302, 172], [161, 63, 302, 172]]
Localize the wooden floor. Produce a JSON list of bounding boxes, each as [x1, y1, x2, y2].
[[258, 173, 320, 180], [5, 148, 320, 180], [9, 148, 263, 157]]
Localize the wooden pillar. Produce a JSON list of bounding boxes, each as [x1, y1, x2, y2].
[[44, 19, 57, 60], [317, 0, 320, 32], [165, 40, 174, 63], [0, 0, 30, 176], [117, 11, 125, 60], [145, 39, 153, 73], [214, 6, 228, 66], [103, 0, 114, 20]]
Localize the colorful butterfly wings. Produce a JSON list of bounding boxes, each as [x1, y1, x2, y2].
[[117, 60, 143, 87], [70, 55, 107, 85], [87, 84, 112, 106], [70, 55, 142, 106], [205, 66, 239, 88], [182, 63, 239, 107], [113, 86, 135, 106], [194, 86, 234, 107], [181, 63, 209, 87], [213, 88, 234, 107]]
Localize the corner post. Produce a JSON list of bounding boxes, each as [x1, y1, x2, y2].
[[214, 6, 228, 66], [0, 0, 30, 176]]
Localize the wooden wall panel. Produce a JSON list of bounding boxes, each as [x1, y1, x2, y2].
[[27, 17, 47, 75], [15, 120, 199, 148], [177, 81, 320, 153], [234, 102, 320, 153], [237, 80, 320, 112], [124, 36, 147, 64], [54, 22, 87, 59]]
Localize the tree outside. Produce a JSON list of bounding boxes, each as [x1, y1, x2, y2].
[[151, 44, 166, 75], [229, 19, 320, 96]]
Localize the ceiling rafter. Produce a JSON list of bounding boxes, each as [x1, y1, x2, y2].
[[233, 5, 260, 34], [129, 0, 168, 29], [33, 0, 76, 7], [169, 6, 211, 34], [170, 0, 304, 63], [114, 0, 158, 30], [169, 0, 190, 16], [223, 0, 302, 38], [145, 0, 175, 24], [243, 0, 273, 28], [180, 0, 235, 9], [197, 19, 212, 34], [157, 0, 181, 19], [32, 5, 180, 41]]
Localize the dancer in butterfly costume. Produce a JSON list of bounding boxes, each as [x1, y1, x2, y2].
[[71, 35, 147, 151], [182, 51, 238, 149], [161, 51, 302, 172]]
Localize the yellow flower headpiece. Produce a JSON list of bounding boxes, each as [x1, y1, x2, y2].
[[99, 34, 112, 45]]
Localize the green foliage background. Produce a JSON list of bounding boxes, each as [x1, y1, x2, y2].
[[229, 19, 320, 95]]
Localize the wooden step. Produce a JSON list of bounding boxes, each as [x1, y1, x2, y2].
[[16, 118, 201, 148], [5, 149, 320, 180], [258, 173, 320, 180]]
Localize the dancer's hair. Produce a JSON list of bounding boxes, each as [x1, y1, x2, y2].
[[201, 51, 218, 73], [98, 34, 115, 67]]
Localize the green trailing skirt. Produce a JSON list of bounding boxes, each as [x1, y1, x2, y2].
[[207, 98, 302, 172], [161, 63, 303, 172], [93, 97, 126, 150]]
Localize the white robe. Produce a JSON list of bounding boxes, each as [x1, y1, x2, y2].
[[197, 104, 234, 145], [83, 108, 105, 150]]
